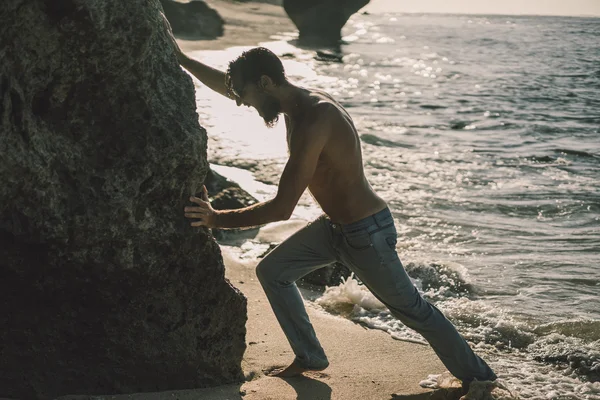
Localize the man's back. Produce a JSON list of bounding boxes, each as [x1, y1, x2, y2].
[[286, 89, 387, 224]]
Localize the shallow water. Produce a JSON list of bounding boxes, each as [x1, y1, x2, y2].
[[190, 12, 600, 399]]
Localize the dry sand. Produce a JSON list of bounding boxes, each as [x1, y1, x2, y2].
[[177, 0, 295, 52], [57, 2, 459, 399]]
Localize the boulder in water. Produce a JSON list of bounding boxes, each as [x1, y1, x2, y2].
[[283, 0, 370, 45], [160, 0, 224, 39]]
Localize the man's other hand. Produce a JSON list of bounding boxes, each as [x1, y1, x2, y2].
[[184, 186, 218, 228]]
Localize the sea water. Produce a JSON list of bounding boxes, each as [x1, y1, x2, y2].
[[189, 13, 600, 399]]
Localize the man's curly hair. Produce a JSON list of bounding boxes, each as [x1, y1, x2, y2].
[[225, 47, 286, 97]]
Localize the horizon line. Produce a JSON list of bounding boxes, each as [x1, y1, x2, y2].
[[361, 8, 600, 19]]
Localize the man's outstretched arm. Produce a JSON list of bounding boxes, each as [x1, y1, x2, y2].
[[162, 13, 232, 99], [186, 192, 292, 229], [177, 53, 231, 99]]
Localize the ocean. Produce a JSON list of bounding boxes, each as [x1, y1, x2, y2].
[[189, 12, 600, 399]]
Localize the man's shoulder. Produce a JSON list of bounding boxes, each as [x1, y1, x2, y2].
[[306, 101, 336, 127], [288, 89, 347, 138], [302, 97, 345, 130]]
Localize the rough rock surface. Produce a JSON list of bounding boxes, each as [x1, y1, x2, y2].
[[0, 1, 246, 399], [160, 0, 224, 39], [283, 0, 370, 45]]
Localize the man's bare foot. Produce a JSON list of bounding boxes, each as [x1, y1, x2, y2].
[[265, 359, 327, 378]]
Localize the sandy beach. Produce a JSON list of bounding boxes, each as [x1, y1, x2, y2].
[[177, 0, 295, 52]]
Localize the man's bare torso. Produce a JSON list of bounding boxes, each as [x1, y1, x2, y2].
[[285, 89, 387, 225]]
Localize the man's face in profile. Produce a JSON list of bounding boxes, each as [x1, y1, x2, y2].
[[230, 73, 281, 128]]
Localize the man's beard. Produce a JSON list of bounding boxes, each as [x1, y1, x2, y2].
[[259, 94, 281, 128]]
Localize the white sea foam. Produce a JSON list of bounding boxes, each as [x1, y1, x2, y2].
[[314, 274, 600, 399], [316, 274, 429, 344], [317, 273, 386, 312], [419, 371, 520, 399]]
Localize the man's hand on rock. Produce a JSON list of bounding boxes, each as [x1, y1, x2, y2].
[[185, 186, 218, 228], [161, 12, 184, 60]]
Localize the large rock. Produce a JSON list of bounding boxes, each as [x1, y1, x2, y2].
[[160, 0, 224, 39], [0, 1, 246, 399], [283, 0, 370, 45]]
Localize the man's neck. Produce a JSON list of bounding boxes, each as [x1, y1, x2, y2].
[[277, 83, 309, 118]]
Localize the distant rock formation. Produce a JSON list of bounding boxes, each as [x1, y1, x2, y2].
[[0, 0, 245, 399], [160, 0, 224, 39], [283, 0, 370, 45]]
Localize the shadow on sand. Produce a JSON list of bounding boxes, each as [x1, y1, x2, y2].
[[391, 387, 465, 400], [279, 374, 333, 400]]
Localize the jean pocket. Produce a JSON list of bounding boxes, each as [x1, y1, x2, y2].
[[370, 228, 400, 265], [343, 230, 373, 251], [385, 235, 397, 250]]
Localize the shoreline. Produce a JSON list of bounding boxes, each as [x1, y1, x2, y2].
[[177, 0, 295, 52]]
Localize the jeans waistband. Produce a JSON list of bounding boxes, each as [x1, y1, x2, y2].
[[337, 207, 393, 233]]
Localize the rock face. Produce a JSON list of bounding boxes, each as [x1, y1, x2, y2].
[[0, 1, 246, 399], [160, 0, 224, 39], [283, 0, 370, 45]]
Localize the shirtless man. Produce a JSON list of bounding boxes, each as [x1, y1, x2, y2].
[[167, 21, 497, 390]]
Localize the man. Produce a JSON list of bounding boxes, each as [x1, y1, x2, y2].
[[166, 20, 497, 390]]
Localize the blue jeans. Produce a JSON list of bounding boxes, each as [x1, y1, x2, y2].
[[256, 207, 497, 382]]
